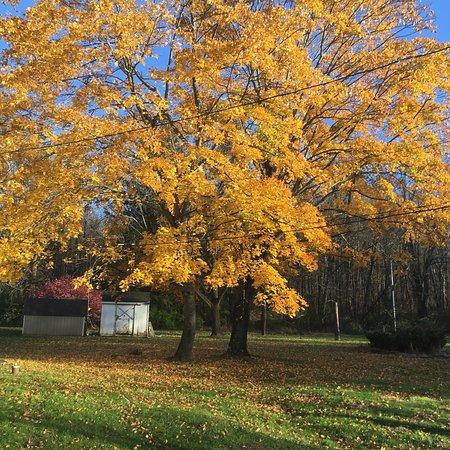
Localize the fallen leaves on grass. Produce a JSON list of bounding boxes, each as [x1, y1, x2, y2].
[[0, 333, 449, 449]]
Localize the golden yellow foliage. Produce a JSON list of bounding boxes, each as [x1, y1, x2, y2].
[[0, 0, 448, 316]]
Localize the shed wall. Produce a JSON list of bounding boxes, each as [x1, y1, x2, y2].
[[100, 302, 149, 336], [134, 304, 150, 336], [99, 304, 116, 336], [23, 315, 85, 336]]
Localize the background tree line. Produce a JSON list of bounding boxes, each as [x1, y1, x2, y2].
[[1, 207, 448, 335]]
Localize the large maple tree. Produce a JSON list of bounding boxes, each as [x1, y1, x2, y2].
[[1, 0, 448, 358]]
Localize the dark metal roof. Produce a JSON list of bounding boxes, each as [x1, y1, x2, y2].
[[102, 291, 151, 302], [24, 298, 89, 317]]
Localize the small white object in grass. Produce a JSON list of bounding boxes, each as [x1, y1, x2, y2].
[[11, 364, 20, 375]]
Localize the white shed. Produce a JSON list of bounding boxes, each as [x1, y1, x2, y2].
[[100, 302, 150, 336]]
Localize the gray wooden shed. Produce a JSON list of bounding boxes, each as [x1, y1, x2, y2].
[[22, 298, 88, 336]]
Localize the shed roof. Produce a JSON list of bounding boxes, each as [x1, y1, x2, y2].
[[24, 298, 89, 317], [102, 291, 151, 303], [102, 301, 149, 306]]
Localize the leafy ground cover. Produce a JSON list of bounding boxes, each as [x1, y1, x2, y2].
[[0, 329, 449, 449]]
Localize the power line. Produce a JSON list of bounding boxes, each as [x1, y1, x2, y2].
[[203, 204, 450, 243], [7, 45, 449, 154], [115, 203, 449, 247]]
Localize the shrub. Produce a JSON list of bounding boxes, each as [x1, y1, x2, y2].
[[196, 314, 204, 330], [150, 309, 183, 330], [150, 308, 204, 330], [0, 284, 24, 326], [365, 330, 397, 350], [366, 319, 447, 354], [434, 311, 450, 333]]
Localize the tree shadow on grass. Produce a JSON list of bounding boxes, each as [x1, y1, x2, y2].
[[0, 401, 321, 450], [0, 327, 22, 337], [301, 412, 450, 448], [367, 415, 450, 437], [0, 407, 145, 449], [272, 395, 450, 447], [315, 410, 450, 438]]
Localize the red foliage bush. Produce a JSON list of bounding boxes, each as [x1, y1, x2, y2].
[[33, 276, 102, 324]]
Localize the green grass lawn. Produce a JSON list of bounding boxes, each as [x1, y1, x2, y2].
[[0, 329, 448, 449]]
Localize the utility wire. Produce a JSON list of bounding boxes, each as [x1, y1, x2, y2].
[[2, 46, 448, 247], [115, 203, 449, 247], [203, 204, 450, 243], [7, 45, 449, 154]]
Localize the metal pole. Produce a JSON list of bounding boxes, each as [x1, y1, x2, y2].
[[261, 303, 267, 335], [334, 301, 341, 341], [390, 260, 397, 333]]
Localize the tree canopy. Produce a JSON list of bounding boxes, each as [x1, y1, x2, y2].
[[1, 0, 448, 331]]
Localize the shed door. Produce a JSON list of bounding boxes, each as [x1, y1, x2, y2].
[[115, 305, 134, 334]]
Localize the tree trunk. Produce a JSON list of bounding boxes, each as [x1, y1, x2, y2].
[[227, 281, 251, 357], [363, 257, 375, 313], [410, 245, 433, 319], [173, 287, 196, 361], [417, 276, 430, 318], [210, 296, 221, 337]]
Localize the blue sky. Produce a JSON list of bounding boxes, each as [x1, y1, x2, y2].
[[1, 1, 449, 42], [0, 0, 449, 41], [427, 0, 450, 41]]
